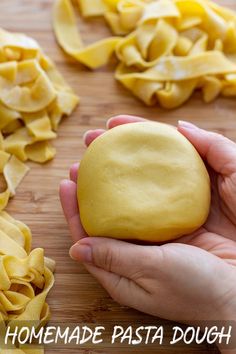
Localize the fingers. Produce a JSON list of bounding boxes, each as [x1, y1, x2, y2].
[[83, 129, 106, 147], [84, 263, 148, 309], [69, 236, 160, 279], [83, 115, 146, 147], [59, 180, 87, 242], [107, 115, 146, 129], [69, 237, 153, 308], [69, 162, 79, 183], [177, 231, 236, 266], [178, 121, 236, 175]]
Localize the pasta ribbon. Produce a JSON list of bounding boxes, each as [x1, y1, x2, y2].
[[53, 0, 236, 108], [0, 211, 55, 353], [0, 28, 79, 210], [53, 0, 121, 69]]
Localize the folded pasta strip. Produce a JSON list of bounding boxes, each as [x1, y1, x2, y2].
[[0, 28, 79, 210], [53, 0, 236, 108], [0, 211, 55, 354], [0, 29, 79, 352]]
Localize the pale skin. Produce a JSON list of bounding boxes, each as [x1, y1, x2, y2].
[[60, 115, 236, 353]]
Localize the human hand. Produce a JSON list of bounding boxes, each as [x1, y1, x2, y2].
[[60, 115, 236, 326]]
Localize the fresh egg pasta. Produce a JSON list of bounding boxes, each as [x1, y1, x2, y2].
[[53, 0, 236, 108], [0, 211, 55, 354], [0, 28, 79, 210]]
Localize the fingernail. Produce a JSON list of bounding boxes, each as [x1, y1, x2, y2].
[[106, 117, 114, 129], [178, 120, 198, 130], [59, 179, 72, 190], [69, 243, 92, 263], [60, 179, 70, 185], [82, 130, 93, 144]]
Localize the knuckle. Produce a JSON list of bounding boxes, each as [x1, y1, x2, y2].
[[97, 246, 115, 272], [129, 269, 145, 281], [104, 248, 113, 272]]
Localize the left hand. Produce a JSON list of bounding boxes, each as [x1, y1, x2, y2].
[[60, 115, 236, 327]]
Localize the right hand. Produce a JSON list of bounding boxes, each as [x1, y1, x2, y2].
[[60, 116, 236, 351]]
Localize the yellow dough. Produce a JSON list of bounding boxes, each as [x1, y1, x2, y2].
[[78, 122, 210, 242]]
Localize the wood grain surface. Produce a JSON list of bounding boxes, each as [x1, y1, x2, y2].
[[1, 0, 236, 353]]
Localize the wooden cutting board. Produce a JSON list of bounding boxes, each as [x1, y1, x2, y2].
[[1, 0, 235, 353]]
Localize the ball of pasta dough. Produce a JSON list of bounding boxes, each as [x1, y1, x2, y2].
[[77, 122, 210, 242]]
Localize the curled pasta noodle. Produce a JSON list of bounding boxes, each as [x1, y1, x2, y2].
[[53, 0, 121, 69], [4, 155, 30, 196], [53, 0, 236, 108], [0, 212, 55, 354], [0, 28, 79, 210]]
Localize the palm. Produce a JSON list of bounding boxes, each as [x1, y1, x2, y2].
[[177, 169, 236, 267]]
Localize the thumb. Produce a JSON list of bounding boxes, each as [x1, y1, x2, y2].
[[69, 237, 159, 307], [69, 237, 159, 278], [178, 121, 236, 175]]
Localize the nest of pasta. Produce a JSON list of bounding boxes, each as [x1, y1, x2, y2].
[[0, 28, 79, 210], [0, 27, 81, 354], [0, 211, 55, 354], [53, 0, 236, 108]]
